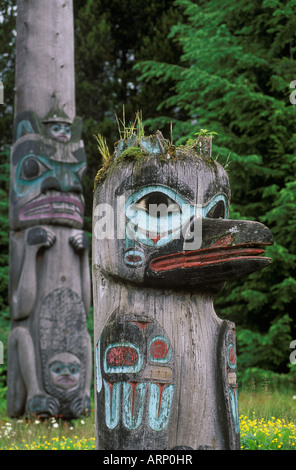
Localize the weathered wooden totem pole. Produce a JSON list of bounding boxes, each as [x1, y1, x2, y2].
[[92, 131, 273, 450], [7, 0, 92, 419]]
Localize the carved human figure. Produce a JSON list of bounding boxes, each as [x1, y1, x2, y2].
[[7, 111, 92, 418], [92, 131, 273, 449]]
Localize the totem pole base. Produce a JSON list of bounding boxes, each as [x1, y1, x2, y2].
[[94, 275, 240, 450]]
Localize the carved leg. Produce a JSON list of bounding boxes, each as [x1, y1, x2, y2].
[[7, 327, 59, 418], [69, 332, 92, 417]]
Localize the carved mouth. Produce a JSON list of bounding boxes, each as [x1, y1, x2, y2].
[[19, 195, 84, 223], [55, 135, 69, 142], [150, 244, 270, 273], [56, 376, 76, 384]]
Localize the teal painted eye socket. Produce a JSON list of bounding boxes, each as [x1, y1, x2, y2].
[[204, 195, 228, 219], [133, 191, 181, 216], [125, 186, 228, 250], [15, 153, 86, 197], [50, 362, 80, 375], [51, 124, 61, 133], [126, 186, 187, 212], [51, 123, 71, 135], [20, 156, 50, 181], [125, 186, 187, 248]]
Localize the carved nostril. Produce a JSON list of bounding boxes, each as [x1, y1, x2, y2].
[[41, 176, 82, 194], [41, 176, 61, 193]]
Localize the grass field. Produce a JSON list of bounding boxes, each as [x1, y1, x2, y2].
[[239, 389, 296, 450], [0, 389, 295, 450]]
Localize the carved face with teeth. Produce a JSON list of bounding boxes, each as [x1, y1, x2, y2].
[[10, 111, 86, 230], [93, 132, 273, 292]]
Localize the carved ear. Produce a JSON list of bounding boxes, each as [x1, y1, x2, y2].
[[13, 111, 43, 142]]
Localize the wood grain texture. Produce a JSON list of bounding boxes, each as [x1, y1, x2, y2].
[[15, 0, 75, 121]]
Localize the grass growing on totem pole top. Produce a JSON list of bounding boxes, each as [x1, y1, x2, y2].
[[93, 112, 220, 191]]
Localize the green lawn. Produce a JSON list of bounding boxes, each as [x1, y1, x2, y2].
[[0, 390, 295, 450]]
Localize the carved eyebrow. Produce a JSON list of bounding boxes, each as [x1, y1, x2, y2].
[[115, 167, 195, 202], [12, 141, 55, 165]]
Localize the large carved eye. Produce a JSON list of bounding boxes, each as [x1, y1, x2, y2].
[[205, 200, 226, 219], [20, 156, 50, 180], [125, 186, 188, 248], [134, 192, 181, 216]]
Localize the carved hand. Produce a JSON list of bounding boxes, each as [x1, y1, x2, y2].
[[27, 227, 56, 249], [69, 232, 89, 254]]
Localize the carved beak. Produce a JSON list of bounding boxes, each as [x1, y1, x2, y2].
[[147, 218, 273, 288]]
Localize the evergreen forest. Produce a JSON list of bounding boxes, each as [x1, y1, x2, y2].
[[0, 0, 296, 406]]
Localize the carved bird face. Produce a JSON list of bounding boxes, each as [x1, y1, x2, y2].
[[10, 111, 86, 230], [93, 132, 273, 292]]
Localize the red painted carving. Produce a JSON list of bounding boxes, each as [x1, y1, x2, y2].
[[149, 234, 162, 245], [228, 346, 236, 365], [106, 346, 138, 367], [150, 340, 169, 360], [126, 254, 143, 263], [127, 381, 140, 416], [131, 321, 151, 331], [150, 247, 266, 272], [209, 234, 234, 249]]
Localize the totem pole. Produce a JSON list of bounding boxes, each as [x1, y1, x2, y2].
[[92, 130, 273, 450], [7, 0, 92, 419]]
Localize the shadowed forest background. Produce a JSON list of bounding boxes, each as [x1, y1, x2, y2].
[[0, 0, 296, 411]]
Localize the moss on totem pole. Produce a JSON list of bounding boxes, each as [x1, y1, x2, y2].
[[93, 123, 218, 191]]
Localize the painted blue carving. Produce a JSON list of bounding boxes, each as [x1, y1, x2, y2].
[[204, 193, 228, 219], [124, 186, 228, 252], [139, 139, 162, 155], [16, 120, 35, 140], [125, 186, 186, 250], [122, 382, 147, 430], [104, 380, 121, 429], [124, 249, 145, 267], [228, 386, 240, 434], [148, 383, 175, 431], [14, 153, 86, 198]]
